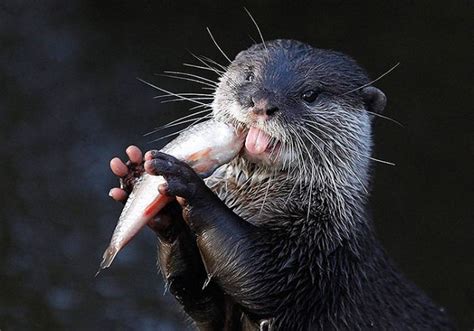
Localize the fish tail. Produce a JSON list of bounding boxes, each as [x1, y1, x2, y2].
[[96, 246, 119, 276]]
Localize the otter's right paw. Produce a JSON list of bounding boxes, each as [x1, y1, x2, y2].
[[109, 145, 144, 202]]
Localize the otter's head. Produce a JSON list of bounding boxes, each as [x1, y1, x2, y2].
[[213, 39, 386, 186]]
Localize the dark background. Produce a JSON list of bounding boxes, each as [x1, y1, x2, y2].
[[0, 0, 472, 329]]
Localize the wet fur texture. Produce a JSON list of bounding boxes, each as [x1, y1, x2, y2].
[[148, 40, 453, 330]]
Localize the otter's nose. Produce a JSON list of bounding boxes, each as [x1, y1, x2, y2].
[[250, 97, 279, 120]]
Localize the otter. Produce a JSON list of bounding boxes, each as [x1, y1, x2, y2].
[[109, 40, 453, 330]]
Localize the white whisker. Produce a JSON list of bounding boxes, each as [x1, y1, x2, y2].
[[206, 27, 232, 63], [137, 78, 208, 107], [183, 62, 224, 75], [157, 73, 217, 88], [163, 71, 218, 86], [160, 97, 213, 104], [147, 114, 212, 143], [153, 93, 213, 99], [342, 62, 400, 96], [144, 108, 212, 137], [244, 7, 267, 51]]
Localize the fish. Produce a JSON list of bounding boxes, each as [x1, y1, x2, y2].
[[97, 120, 244, 274]]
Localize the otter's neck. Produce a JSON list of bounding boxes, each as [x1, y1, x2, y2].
[[215, 156, 372, 247]]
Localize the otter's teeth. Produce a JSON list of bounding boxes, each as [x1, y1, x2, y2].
[[245, 127, 271, 155]]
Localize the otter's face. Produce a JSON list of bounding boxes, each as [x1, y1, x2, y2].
[[213, 40, 385, 174]]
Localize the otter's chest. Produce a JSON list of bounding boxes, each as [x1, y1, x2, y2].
[[205, 165, 304, 227]]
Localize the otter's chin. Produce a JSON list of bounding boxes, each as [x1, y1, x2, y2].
[[242, 149, 279, 166]]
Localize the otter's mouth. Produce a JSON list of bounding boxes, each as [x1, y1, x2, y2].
[[244, 126, 280, 157]]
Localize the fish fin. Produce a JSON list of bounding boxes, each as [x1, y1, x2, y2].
[[97, 246, 119, 273], [187, 147, 212, 163], [144, 195, 172, 217]]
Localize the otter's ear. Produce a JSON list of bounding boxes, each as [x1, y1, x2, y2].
[[361, 86, 386, 113]]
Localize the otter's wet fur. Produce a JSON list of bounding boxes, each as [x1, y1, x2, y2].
[[146, 39, 453, 330]]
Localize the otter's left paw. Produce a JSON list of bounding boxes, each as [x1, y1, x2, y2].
[[144, 151, 205, 200]]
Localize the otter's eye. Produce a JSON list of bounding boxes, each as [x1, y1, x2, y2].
[[302, 90, 319, 103], [245, 72, 254, 82]]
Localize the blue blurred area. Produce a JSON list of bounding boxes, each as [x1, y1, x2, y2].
[[0, 0, 472, 329]]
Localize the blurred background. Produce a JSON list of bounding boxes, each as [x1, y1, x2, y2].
[[0, 0, 472, 329]]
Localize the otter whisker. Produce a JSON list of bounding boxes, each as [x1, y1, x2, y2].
[[358, 109, 403, 127], [259, 171, 275, 216], [160, 97, 214, 104], [247, 35, 257, 45], [284, 166, 301, 201], [158, 105, 212, 127], [163, 71, 219, 86], [300, 126, 369, 195], [154, 114, 214, 131], [187, 51, 227, 75], [268, 137, 280, 161], [154, 93, 214, 99], [341, 62, 400, 96], [293, 129, 318, 184], [144, 108, 212, 137], [313, 107, 402, 128], [285, 178, 299, 206], [298, 129, 346, 219], [183, 62, 224, 75], [188, 103, 213, 111], [147, 113, 213, 143], [312, 106, 402, 127], [244, 7, 267, 52], [157, 73, 217, 89], [233, 171, 254, 196], [188, 52, 228, 72], [138, 78, 209, 107], [284, 129, 305, 203], [306, 166, 315, 222], [304, 116, 373, 150], [365, 156, 395, 166], [206, 27, 232, 63], [199, 55, 228, 72], [293, 132, 321, 223], [303, 120, 396, 166]]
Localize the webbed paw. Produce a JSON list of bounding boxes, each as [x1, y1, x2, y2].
[[144, 151, 206, 201]]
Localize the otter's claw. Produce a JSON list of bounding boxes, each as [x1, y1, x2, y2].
[[145, 152, 205, 200]]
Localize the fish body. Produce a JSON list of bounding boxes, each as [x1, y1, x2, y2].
[[98, 120, 244, 272]]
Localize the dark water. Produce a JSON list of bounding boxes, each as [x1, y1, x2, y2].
[[0, 0, 472, 329]]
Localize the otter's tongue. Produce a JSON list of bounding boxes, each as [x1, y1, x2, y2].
[[245, 127, 271, 155]]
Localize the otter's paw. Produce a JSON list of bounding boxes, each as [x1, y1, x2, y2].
[[109, 145, 144, 202], [144, 151, 205, 200]]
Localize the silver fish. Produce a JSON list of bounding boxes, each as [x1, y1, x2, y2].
[[97, 120, 244, 273]]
